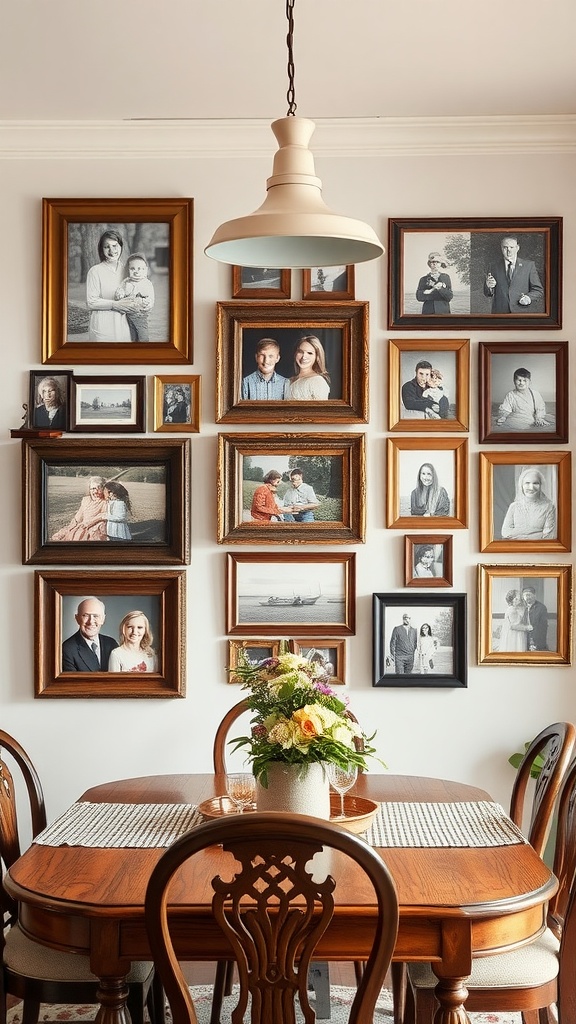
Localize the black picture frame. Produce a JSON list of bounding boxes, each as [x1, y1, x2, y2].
[[388, 217, 562, 330], [22, 437, 190, 565], [70, 375, 146, 433], [478, 341, 568, 444], [373, 592, 467, 688]]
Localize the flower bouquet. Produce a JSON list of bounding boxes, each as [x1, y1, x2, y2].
[[230, 650, 380, 786]]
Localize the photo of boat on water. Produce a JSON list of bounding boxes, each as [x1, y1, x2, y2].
[[227, 553, 355, 636]]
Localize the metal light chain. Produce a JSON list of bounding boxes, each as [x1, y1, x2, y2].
[[285, 0, 297, 115]]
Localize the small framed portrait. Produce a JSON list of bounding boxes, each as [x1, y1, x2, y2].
[[386, 437, 468, 530], [227, 640, 279, 683], [217, 432, 365, 544], [226, 552, 356, 637], [70, 376, 145, 433], [302, 266, 355, 300], [477, 563, 572, 666], [478, 341, 568, 444], [479, 451, 571, 554], [373, 592, 467, 688], [215, 300, 368, 424], [290, 639, 346, 685], [153, 375, 201, 433], [42, 197, 193, 365], [388, 338, 469, 432], [28, 371, 72, 432], [231, 266, 291, 299], [34, 568, 186, 697], [404, 534, 453, 588], [22, 437, 190, 565], [388, 217, 562, 330]]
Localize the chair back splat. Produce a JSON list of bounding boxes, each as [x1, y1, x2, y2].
[[509, 721, 576, 856], [146, 812, 399, 1024]]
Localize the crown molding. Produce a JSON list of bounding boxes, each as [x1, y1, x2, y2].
[[1, 115, 576, 159]]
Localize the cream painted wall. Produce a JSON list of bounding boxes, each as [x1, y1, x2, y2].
[[1, 125, 574, 824]]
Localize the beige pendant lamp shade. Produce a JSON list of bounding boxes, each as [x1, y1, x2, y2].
[[204, 0, 384, 269], [205, 116, 384, 268]]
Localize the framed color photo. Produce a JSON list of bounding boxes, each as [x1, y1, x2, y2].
[[388, 338, 469, 432], [227, 640, 279, 683], [22, 437, 190, 565], [42, 197, 193, 365], [70, 375, 145, 432], [153, 375, 201, 433], [479, 451, 571, 554], [373, 592, 467, 688], [388, 217, 562, 330], [477, 563, 572, 666], [217, 432, 366, 544], [34, 569, 186, 698], [226, 552, 356, 637], [215, 300, 368, 424], [478, 341, 568, 444], [387, 437, 468, 530], [28, 370, 72, 431], [404, 534, 453, 588], [232, 266, 291, 299], [302, 265, 355, 300]]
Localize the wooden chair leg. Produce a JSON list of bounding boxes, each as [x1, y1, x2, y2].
[[223, 960, 234, 996], [150, 971, 166, 1024], [353, 960, 364, 985], [392, 961, 407, 1024], [21, 1000, 41, 1024], [211, 960, 229, 1024]]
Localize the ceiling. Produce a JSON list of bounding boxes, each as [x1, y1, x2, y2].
[[2, 0, 575, 123]]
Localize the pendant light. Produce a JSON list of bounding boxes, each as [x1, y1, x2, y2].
[[205, 0, 384, 269]]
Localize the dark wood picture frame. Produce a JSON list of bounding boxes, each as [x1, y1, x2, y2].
[[302, 265, 355, 300], [153, 374, 201, 433], [232, 266, 291, 299], [404, 534, 453, 588], [226, 552, 356, 637], [35, 568, 186, 698], [388, 338, 469, 432], [42, 197, 193, 365], [290, 638, 346, 685], [386, 437, 468, 530], [479, 450, 571, 554], [478, 341, 568, 444], [22, 437, 191, 565], [477, 563, 572, 666], [215, 300, 369, 424], [373, 592, 467, 688], [28, 370, 72, 432], [217, 432, 366, 545], [388, 217, 562, 330], [70, 375, 145, 433]]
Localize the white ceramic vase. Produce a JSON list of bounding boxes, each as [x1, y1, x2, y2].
[[256, 761, 331, 819]]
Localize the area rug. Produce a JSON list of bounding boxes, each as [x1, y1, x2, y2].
[[6, 985, 523, 1023]]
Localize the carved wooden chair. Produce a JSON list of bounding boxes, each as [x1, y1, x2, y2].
[[0, 729, 163, 1024], [145, 811, 399, 1024], [404, 750, 576, 1024], [392, 720, 576, 1024]]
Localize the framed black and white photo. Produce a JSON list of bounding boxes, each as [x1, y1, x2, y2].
[[232, 266, 291, 299], [478, 341, 568, 444], [388, 217, 562, 330], [388, 338, 469, 432], [215, 301, 368, 424], [70, 376, 145, 432], [387, 437, 468, 529], [404, 534, 453, 588], [28, 371, 72, 432], [302, 266, 355, 300], [217, 432, 366, 544], [42, 198, 193, 365], [477, 563, 572, 666], [373, 592, 467, 687], [226, 552, 356, 637], [22, 437, 190, 565], [479, 451, 571, 553], [290, 639, 346, 685], [153, 374, 201, 433]]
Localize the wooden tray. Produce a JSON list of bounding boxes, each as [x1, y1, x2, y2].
[[198, 794, 379, 833], [198, 795, 256, 818]]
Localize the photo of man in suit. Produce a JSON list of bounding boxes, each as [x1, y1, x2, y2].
[[389, 612, 418, 673], [483, 236, 544, 314], [522, 587, 549, 651], [62, 596, 117, 672]]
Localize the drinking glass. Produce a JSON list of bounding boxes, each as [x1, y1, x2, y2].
[[327, 763, 358, 818], [226, 772, 256, 813]]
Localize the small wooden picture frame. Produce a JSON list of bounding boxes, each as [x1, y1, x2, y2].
[[153, 375, 201, 433], [70, 375, 145, 433], [302, 266, 355, 300], [404, 534, 453, 588], [388, 338, 469, 432], [232, 266, 291, 299]]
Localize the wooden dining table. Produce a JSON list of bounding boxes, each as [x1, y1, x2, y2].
[[5, 772, 556, 1024]]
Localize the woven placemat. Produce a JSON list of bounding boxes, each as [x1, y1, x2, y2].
[[365, 801, 527, 848], [34, 802, 202, 848]]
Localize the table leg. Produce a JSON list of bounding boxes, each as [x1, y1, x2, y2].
[[94, 976, 131, 1024], [432, 975, 470, 1024]]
